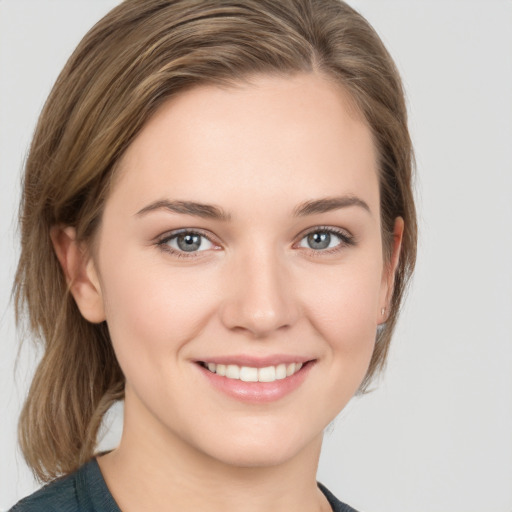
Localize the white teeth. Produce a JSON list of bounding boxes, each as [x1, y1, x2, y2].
[[240, 366, 258, 382], [275, 364, 287, 380], [203, 361, 305, 382], [258, 366, 276, 382], [226, 365, 240, 379]]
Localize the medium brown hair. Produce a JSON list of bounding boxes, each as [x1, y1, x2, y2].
[[14, 0, 417, 482]]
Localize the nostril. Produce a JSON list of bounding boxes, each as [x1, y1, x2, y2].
[[218, 272, 300, 337]]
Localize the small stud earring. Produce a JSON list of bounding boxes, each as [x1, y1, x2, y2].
[[381, 307, 386, 316]]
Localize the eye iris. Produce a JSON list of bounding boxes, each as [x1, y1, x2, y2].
[[177, 233, 201, 252], [307, 231, 331, 250]]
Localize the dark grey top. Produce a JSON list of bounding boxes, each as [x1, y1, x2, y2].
[[10, 458, 359, 512]]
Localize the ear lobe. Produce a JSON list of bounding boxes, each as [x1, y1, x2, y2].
[[50, 226, 106, 323], [380, 217, 404, 323]]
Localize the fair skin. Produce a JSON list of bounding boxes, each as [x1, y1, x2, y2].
[[52, 72, 403, 512]]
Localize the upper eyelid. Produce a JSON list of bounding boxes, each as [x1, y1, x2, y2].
[[297, 225, 353, 240], [157, 228, 217, 243], [294, 226, 356, 252], [156, 229, 220, 258]]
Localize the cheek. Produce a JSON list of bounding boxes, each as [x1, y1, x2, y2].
[[98, 248, 220, 369], [302, 260, 382, 343], [277, 265, 382, 435], [299, 257, 383, 393]]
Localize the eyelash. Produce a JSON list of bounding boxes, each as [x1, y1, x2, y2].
[[156, 229, 217, 259], [156, 226, 355, 258], [296, 226, 355, 255]]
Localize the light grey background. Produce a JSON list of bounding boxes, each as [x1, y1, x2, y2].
[[1, 1, 511, 511]]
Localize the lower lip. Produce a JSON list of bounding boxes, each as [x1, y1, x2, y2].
[[196, 362, 314, 404]]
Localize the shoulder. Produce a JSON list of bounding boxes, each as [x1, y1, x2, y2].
[[9, 458, 119, 512], [9, 472, 80, 512], [318, 482, 360, 512]]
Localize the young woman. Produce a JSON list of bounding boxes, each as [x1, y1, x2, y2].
[[10, 0, 416, 510]]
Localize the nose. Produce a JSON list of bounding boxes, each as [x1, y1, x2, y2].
[[219, 246, 300, 338]]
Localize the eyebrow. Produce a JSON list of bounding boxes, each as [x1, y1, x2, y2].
[[136, 200, 231, 221], [293, 195, 371, 217], [136, 195, 370, 221]]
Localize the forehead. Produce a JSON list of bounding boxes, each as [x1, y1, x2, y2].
[[111, 72, 379, 215]]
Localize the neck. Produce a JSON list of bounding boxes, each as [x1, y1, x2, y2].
[[98, 396, 330, 512]]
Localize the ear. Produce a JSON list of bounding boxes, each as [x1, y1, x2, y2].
[[379, 217, 404, 324], [50, 225, 106, 323]]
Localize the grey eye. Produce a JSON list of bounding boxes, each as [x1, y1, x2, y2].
[[168, 233, 213, 252], [299, 230, 342, 250]]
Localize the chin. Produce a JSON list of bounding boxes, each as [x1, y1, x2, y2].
[[191, 421, 323, 469], [207, 444, 304, 469]]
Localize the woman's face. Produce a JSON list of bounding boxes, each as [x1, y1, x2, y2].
[[87, 73, 399, 467]]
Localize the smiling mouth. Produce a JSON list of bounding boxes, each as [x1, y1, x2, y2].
[[198, 361, 306, 383]]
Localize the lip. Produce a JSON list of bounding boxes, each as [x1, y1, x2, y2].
[[195, 357, 316, 404], [195, 354, 313, 368]]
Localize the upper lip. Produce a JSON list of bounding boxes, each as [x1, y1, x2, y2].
[[195, 354, 315, 368]]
